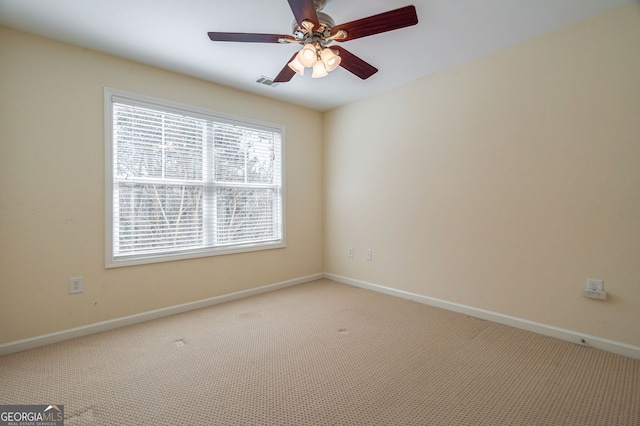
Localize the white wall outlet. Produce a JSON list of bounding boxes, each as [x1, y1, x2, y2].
[[365, 249, 372, 261], [69, 277, 83, 294], [582, 288, 607, 300], [587, 279, 603, 291], [347, 247, 354, 258]]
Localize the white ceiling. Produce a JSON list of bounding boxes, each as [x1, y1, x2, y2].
[[0, 0, 634, 111]]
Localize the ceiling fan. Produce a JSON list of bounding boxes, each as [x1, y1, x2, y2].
[[207, 0, 418, 82]]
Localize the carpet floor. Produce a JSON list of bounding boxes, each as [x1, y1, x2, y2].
[[1, 279, 638, 425]]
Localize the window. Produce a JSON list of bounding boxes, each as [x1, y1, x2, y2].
[[105, 88, 284, 267]]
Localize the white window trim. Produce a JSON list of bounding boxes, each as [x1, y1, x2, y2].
[[104, 87, 286, 268]]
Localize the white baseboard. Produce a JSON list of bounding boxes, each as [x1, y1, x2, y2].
[[3, 272, 638, 360], [324, 273, 640, 360], [0, 273, 323, 356]]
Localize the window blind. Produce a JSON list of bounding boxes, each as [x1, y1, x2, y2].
[[106, 89, 284, 266]]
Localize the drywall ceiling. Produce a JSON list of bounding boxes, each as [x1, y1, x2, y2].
[[0, 0, 634, 111]]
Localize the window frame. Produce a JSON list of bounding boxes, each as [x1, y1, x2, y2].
[[104, 87, 286, 268]]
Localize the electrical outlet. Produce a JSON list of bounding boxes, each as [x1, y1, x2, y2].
[[69, 277, 83, 294], [582, 288, 607, 300], [365, 249, 372, 261], [347, 247, 354, 258], [587, 279, 603, 291]]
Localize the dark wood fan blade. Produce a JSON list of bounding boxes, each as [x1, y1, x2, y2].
[[332, 46, 378, 80], [331, 5, 418, 42], [288, 0, 319, 28], [208, 32, 294, 43], [274, 52, 299, 83]]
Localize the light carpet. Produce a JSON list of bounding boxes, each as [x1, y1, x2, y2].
[[1, 279, 638, 425]]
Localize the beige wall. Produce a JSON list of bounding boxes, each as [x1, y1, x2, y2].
[[2, 4, 639, 349], [0, 27, 323, 344], [324, 5, 640, 346]]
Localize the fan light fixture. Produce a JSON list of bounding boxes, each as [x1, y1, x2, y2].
[[320, 48, 341, 72], [288, 56, 305, 76], [288, 44, 341, 78], [298, 43, 318, 67], [312, 61, 328, 78]]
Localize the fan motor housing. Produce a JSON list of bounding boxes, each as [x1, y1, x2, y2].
[[292, 12, 336, 45], [314, 0, 327, 12]]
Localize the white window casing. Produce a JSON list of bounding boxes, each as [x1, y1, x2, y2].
[[104, 88, 285, 267]]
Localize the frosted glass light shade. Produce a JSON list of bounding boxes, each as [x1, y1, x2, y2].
[[287, 56, 305, 76], [321, 48, 341, 72], [298, 43, 318, 67], [312, 61, 328, 78]]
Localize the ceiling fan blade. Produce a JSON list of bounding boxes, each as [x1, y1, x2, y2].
[[274, 52, 298, 83], [331, 5, 418, 42], [287, 0, 319, 29], [332, 46, 378, 80], [208, 32, 294, 43]]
